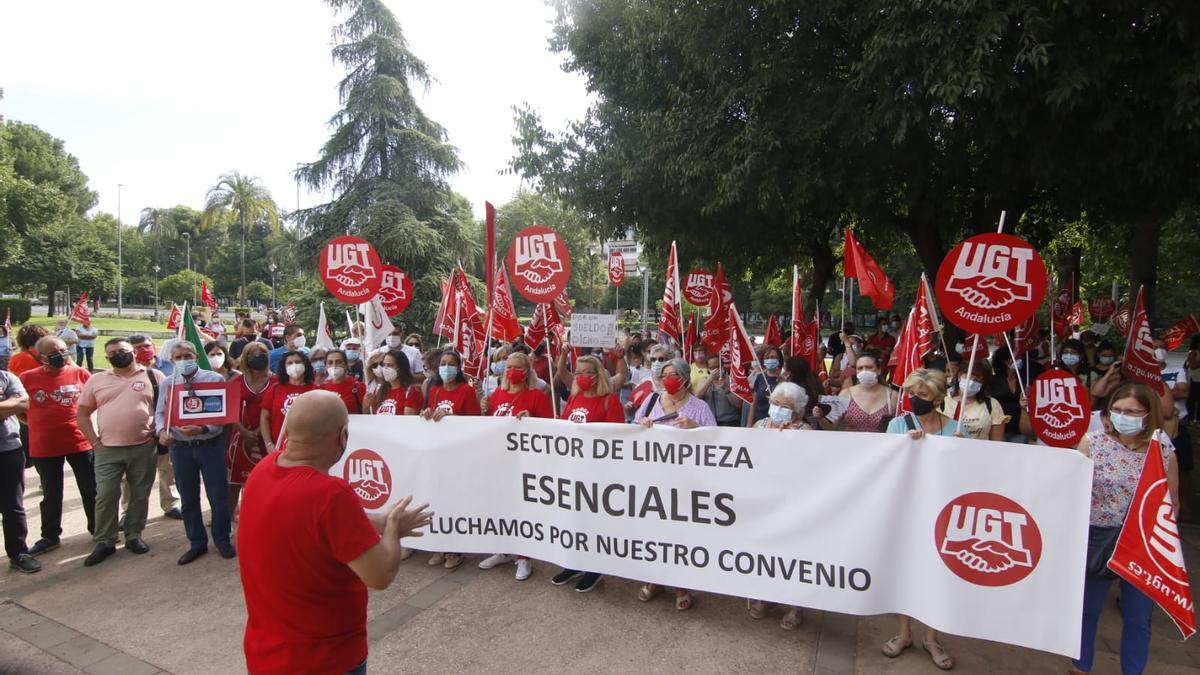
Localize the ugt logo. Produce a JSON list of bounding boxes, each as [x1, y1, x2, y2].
[[1138, 476, 1188, 585], [343, 448, 392, 509], [1034, 376, 1085, 430], [946, 242, 1036, 310], [326, 241, 378, 288], [380, 268, 407, 302], [934, 492, 1042, 586], [514, 232, 564, 284]]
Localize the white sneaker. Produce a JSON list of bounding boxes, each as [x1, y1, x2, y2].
[[478, 553, 516, 570], [515, 558, 533, 581]]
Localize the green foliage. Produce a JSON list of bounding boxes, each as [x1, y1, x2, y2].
[[245, 280, 272, 303], [158, 269, 214, 307], [202, 171, 280, 302], [0, 299, 31, 324]]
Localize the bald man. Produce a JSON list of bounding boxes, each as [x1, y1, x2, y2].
[[238, 391, 431, 675]]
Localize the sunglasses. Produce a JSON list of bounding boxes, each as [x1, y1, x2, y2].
[[649, 357, 669, 363]]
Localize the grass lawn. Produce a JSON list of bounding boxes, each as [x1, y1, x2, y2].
[[24, 316, 168, 333]]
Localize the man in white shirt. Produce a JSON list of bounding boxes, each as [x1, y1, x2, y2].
[[377, 327, 425, 383], [55, 321, 78, 355]]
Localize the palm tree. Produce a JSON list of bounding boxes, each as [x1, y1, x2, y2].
[[201, 172, 280, 303]]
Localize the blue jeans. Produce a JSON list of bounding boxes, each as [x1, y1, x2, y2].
[[76, 346, 94, 371], [168, 438, 230, 550], [346, 660, 366, 675], [1073, 576, 1153, 674]]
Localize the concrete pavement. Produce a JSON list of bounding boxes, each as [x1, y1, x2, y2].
[[2, 462, 1200, 674]]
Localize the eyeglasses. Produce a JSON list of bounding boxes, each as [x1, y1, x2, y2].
[[649, 357, 669, 363]]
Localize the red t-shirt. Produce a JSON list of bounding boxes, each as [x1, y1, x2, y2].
[[867, 333, 896, 353], [560, 393, 624, 424], [263, 382, 318, 441], [20, 366, 91, 457], [488, 387, 553, 419], [373, 385, 421, 415], [238, 452, 380, 675], [323, 378, 364, 414], [426, 383, 480, 416], [239, 374, 277, 430]]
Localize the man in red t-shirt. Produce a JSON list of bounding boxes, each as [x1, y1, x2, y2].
[[19, 336, 96, 555], [238, 391, 431, 675]]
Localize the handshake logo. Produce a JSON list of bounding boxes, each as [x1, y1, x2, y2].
[[344, 449, 393, 510], [945, 242, 1036, 310], [935, 493, 1042, 587], [514, 233, 565, 285]]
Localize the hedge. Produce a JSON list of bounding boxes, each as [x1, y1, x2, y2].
[[0, 299, 32, 325]]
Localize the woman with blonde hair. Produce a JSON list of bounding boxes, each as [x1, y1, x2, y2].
[[1071, 383, 1177, 675], [881, 368, 958, 670]]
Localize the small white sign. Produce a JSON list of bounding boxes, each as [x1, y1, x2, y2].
[[571, 313, 617, 347]]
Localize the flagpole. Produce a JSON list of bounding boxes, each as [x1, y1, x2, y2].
[[1002, 331, 1027, 394], [921, 274, 952, 362], [345, 310, 354, 342], [997, 210, 1007, 234], [840, 276, 847, 332], [672, 244, 684, 344], [453, 289, 462, 354], [956, 333, 982, 435], [544, 335, 558, 418]]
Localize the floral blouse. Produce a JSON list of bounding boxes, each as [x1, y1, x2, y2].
[[1087, 430, 1174, 527]]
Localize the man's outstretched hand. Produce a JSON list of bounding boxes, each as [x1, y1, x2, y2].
[[384, 495, 433, 541]]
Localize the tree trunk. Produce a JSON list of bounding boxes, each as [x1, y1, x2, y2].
[[1130, 219, 1162, 325], [900, 216, 960, 347], [46, 286, 57, 317], [805, 231, 836, 317], [240, 214, 247, 304], [1055, 247, 1082, 301]]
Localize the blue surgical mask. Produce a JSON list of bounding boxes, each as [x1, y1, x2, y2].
[[175, 359, 198, 376], [345, 349, 360, 361], [439, 365, 459, 381], [764, 358, 780, 371], [1099, 356, 1115, 366], [650, 360, 665, 377], [958, 378, 982, 397], [312, 362, 327, 374], [491, 362, 506, 376], [1109, 412, 1145, 436], [767, 404, 793, 425], [1061, 353, 1081, 366]]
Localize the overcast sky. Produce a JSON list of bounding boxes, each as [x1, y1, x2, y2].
[[0, 0, 590, 224]]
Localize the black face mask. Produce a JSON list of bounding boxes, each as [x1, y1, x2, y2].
[[47, 351, 69, 368], [246, 354, 269, 371], [110, 351, 135, 368], [910, 396, 936, 416]]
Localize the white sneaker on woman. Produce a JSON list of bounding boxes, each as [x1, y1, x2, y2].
[[478, 553, 515, 570], [515, 558, 533, 581]]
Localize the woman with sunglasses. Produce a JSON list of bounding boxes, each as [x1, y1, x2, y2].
[[1071, 383, 1178, 675]]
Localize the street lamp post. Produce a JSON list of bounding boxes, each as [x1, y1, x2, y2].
[[269, 263, 277, 310], [640, 263, 648, 335], [182, 232, 194, 306], [152, 265, 161, 321], [117, 184, 126, 316]]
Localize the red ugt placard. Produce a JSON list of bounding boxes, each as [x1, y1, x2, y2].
[[1029, 369, 1091, 448], [319, 236, 383, 304], [378, 265, 413, 316], [507, 225, 571, 303], [607, 250, 625, 287], [935, 233, 1048, 334]]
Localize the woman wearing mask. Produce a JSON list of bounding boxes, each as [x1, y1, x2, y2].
[[260, 351, 317, 454], [942, 360, 1006, 441], [747, 382, 810, 629], [420, 350, 480, 570], [480, 346, 512, 411], [227, 342, 274, 518], [747, 347, 784, 426], [1057, 339, 1092, 388], [205, 342, 236, 380], [822, 352, 895, 432], [363, 351, 387, 397], [1090, 341, 1118, 382], [625, 344, 671, 418], [323, 349, 364, 414], [694, 354, 743, 427], [633, 358, 715, 611], [308, 347, 328, 386], [549, 355, 628, 594], [882, 369, 958, 670], [364, 351, 421, 415], [1071, 383, 1177, 675], [478, 352, 553, 580], [987, 348, 1028, 443]]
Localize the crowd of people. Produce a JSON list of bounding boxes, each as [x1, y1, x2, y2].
[[0, 307, 1196, 674]]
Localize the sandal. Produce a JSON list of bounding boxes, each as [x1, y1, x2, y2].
[[444, 553, 464, 570], [881, 635, 912, 658], [638, 583, 661, 602], [747, 599, 765, 619], [923, 641, 954, 670], [675, 590, 694, 611], [780, 608, 801, 631]]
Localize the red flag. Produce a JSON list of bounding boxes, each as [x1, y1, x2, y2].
[[763, 314, 782, 348], [552, 289, 573, 319], [962, 333, 990, 366], [68, 292, 90, 324], [683, 312, 698, 358], [701, 262, 731, 353], [890, 282, 935, 413], [791, 303, 822, 374], [1012, 313, 1039, 357], [434, 275, 455, 338], [485, 201, 496, 298], [1068, 301, 1084, 327], [1108, 433, 1197, 638], [1163, 315, 1200, 351], [1114, 303, 1132, 335], [1051, 286, 1073, 338], [1121, 286, 1165, 395], [525, 304, 547, 350], [658, 241, 684, 343], [281, 303, 297, 324], [487, 262, 522, 342], [844, 228, 894, 310], [200, 281, 217, 310], [726, 303, 757, 405], [165, 304, 182, 331]]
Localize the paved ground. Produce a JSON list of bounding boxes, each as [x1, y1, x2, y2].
[[2, 463, 1200, 674]]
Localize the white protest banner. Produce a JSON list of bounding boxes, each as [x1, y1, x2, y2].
[[570, 313, 617, 348], [336, 416, 1091, 658]]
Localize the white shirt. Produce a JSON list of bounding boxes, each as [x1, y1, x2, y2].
[[57, 328, 78, 346], [1161, 365, 1189, 420]]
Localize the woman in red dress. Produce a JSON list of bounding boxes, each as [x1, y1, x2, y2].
[[227, 342, 275, 518], [260, 351, 318, 454]]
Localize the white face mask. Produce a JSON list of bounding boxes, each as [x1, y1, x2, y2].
[[292, 335, 307, 349], [1154, 348, 1168, 363], [381, 366, 398, 382], [856, 370, 878, 386], [958, 378, 982, 397], [207, 353, 225, 369], [371, 365, 383, 379], [328, 366, 346, 380], [387, 336, 404, 348], [285, 363, 306, 379]]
